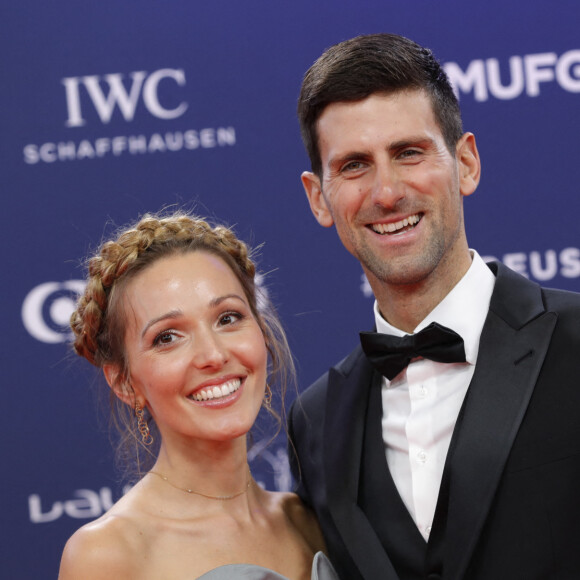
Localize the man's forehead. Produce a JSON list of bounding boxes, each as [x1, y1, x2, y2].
[[317, 91, 439, 149], [319, 89, 432, 118]]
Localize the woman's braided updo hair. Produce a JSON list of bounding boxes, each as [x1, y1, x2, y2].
[[70, 210, 293, 477]]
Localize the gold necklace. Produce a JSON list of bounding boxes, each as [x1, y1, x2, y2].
[[148, 468, 252, 500]]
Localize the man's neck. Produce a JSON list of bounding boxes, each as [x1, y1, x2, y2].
[[371, 254, 473, 333]]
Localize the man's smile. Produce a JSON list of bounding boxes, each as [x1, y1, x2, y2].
[[370, 213, 422, 235]]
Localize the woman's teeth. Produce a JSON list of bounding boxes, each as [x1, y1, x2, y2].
[[191, 379, 241, 401]]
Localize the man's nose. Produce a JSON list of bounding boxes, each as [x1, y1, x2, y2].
[[370, 164, 404, 208]]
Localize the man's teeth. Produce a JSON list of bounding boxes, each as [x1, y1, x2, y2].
[[192, 379, 241, 401], [372, 214, 420, 234]]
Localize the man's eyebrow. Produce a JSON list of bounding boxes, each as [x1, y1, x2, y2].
[[387, 136, 437, 152], [328, 150, 372, 169]]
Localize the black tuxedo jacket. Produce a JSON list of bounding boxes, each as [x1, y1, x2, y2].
[[288, 263, 580, 580]]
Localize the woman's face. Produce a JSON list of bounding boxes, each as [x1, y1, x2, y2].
[[116, 250, 268, 446]]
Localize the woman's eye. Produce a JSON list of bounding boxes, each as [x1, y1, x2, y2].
[[218, 312, 242, 326], [153, 331, 176, 346]]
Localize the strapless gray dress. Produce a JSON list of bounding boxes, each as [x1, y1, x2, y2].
[[196, 551, 338, 580]]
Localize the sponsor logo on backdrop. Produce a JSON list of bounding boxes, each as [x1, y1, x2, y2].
[[481, 247, 580, 281], [444, 48, 580, 101], [29, 486, 131, 523], [360, 246, 580, 298], [29, 439, 289, 523], [62, 69, 188, 127], [23, 68, 236, 164], [22, 280, 86, 343]]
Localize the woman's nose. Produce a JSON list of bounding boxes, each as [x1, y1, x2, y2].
[[192, 331, 228, 369]]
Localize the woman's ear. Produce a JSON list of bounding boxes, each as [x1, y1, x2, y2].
[[103, 364, 134, 406]]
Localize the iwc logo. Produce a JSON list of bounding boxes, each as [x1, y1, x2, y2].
[[61, 69, 188, 127], [23, 67, 236, 164]]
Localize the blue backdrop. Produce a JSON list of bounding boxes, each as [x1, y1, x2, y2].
[[3, 1, 580, 577]]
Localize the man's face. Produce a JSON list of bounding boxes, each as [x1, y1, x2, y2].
[[302, 90, 480, 292]]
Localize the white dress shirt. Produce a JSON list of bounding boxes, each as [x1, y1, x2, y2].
[[373, 251, 495, 541]]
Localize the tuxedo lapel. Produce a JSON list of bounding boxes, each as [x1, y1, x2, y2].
[[437, 263, 557, 580], [324, 348, 400, 580]]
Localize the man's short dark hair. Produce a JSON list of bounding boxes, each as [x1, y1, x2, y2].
[[298, 33, 464, 177]]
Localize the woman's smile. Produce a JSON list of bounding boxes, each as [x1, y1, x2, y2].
[[189, 376, 243, 403]]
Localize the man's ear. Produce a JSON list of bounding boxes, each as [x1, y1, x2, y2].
[[456, 132, 481, 198], [103, 364, 135, 406], [301, 171, 334, 228]]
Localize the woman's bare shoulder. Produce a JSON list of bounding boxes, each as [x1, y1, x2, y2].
[[58, 501, 146, 579]]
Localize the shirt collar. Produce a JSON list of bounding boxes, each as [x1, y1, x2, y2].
[[373, 250, 496, 365]]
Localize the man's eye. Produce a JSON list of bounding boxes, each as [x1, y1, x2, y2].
[[342, 161, 365, 172], [398, 149, 421, 159]]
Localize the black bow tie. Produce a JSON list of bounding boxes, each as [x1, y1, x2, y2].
[[359, 322, 466, 381]]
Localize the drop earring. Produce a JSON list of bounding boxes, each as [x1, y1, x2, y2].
[[135, 402, 153, 446]]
